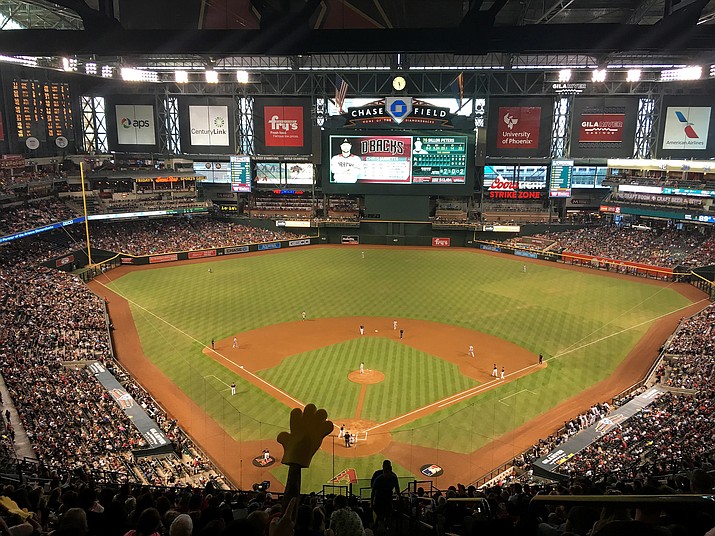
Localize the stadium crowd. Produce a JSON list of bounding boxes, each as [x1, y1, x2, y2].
[[0, 198, 76, 235], [663, 303, 715, 390], [84, 219, 308, 256], [527, 226, 715, 268], [0, 238, 224, 493]]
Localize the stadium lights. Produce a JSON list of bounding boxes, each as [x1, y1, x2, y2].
[[660, 66, 702, 81], [626, 69, 641, 82], [0, 55, 38, 67], [101, 65, 114, 78], [205, 69, 219, 83], [62, 57, 77, 72], [85, 62, 97, 75], [558, 69, 572, 82], [592, 69, 607, 82], [236, 70, 250, 83], [121, 67, 159, 82], [710, 64, 715, 78], [175, 70, 189, 83]]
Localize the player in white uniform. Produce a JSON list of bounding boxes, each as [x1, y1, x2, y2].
[[330, 140, 363, 183], [233, 337, 238, 348], [492, 364, 498, 377], [467, 345, 475, 358], [360, 362, 365, 374]]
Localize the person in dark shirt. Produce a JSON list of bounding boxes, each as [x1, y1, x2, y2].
[[371, 460, 400, 532]]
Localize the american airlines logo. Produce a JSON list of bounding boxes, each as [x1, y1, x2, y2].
[[662, 106, 711, 150], [675, 110, 700, 138], [268, 115, 298, 131]]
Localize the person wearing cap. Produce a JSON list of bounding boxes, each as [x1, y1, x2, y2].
[[330, 139, 363, 183]]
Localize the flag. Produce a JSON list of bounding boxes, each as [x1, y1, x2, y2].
[[451, 72, 464, 111], [335, 75, 348, 114]]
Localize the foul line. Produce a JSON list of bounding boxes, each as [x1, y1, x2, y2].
[[96, 281, 305, 408], [207, 375, 230, 389], [498, 389, 537, 406], [368, 299, 706, 432]]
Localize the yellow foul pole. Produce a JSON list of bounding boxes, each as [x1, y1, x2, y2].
[[80, 161, 93, 266]]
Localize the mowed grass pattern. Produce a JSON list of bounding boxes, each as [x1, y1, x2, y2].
[[258, 337, 477, 422], [106, 247, 692, 488]]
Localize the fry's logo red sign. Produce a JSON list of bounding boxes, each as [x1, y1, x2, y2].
[[265, 106, 304, 147]]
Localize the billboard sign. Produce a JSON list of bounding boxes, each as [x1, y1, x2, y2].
[[496, 107, 541, 149], [662, 107, 711, 151], [189, 105, 230, 146], [253, 97, 312, 155], [115, 105, 156, 145], [579, 114, 624, 143], [487, 98, 552, 157]]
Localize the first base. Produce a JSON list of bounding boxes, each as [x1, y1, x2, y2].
[[374, 329, 378, 332]]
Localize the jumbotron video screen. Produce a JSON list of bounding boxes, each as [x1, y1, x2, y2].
[[323, 132, 474, 194]]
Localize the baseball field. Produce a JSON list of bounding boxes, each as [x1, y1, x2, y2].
[[91, 245, 706, 492]]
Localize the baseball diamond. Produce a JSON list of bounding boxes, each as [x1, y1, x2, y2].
[[91, 245, 703, 492]]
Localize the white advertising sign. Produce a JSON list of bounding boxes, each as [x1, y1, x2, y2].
[[662, 107, 710, 150], [116, 105, 156, 145], [189, 105, 229, 146]]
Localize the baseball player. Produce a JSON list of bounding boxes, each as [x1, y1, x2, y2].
[[233, 337, 238, 348], [301, 310, 307, 321], [501, 366, 505, 380], [360, 324, 364, 335], [330, 139, 363, 183], [523, 264, 527, 273], [230, 382, 236, 396], [393, 320, 398, 331], [492, 364, 498, 378], [468, 345, 475, 358], [338, 424, 345, 438], [360, 361, 365, 374]]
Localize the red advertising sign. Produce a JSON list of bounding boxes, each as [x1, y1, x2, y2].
[[599, 205, 621, 213], [487, 177, 544, 199], [264, 106, 304, 147], [149, 254, 178, 264], [55, 255, 74, 268], [121, 257, 134, 264], [496, 107, 541, 149], [432, 238, 451, 247], [579, 113, 624, 143], [188, 250, 217, 259]]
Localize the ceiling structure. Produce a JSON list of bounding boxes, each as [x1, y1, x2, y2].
[[0, 0, 714, 80]]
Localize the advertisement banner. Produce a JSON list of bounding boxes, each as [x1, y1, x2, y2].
[[341, 235, 360, 245], [496, 107, 541, 149], [189, 105, 230, 146], [253, 97, 312, 155], [486, 176, 545, 200], [149, 254, 178, 264], [658, 96, 715, 158], [223, 246, 250, 255], [661, 107, 710, 151], [116, 105, 156, 145], [432, 238, 451, 247], [289, 239, 312, 247], [55, 255, 74, 268], [257, 242, 281, 251], [188, 250, 217, 259], [487, 98, 553, 158], [569, 97, 637, 158], [121, 257, 134, 264]]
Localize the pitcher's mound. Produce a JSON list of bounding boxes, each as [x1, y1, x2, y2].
[[348, 370, 384, 384]]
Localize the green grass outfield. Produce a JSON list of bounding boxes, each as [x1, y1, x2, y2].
[[106, 247, 691, 490]]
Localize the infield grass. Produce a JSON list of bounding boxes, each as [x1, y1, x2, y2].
[[106, 246, 692, 490]]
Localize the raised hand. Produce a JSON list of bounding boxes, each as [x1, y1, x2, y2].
[[277, 403, 333, 468]]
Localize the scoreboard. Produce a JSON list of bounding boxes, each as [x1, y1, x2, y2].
[[411, 136, 467, 184], [328, 134, 468, 185], [12, 79, 73, 141]]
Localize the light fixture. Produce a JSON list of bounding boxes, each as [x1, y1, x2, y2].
[[592, 69, 607, 82], [236, 70, 249, 83], [710, 64, 715, 78], [121, 67, 159, 82], [205, 70, 219, 83], [660, 66, 702, 81], [62, 57, 77, 72], [626, 69, 641, 82], [85, 62, 97, 75], [101, 65, 114, 78], [175, 70, 189, 83], [558, 69, 571, 82]]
